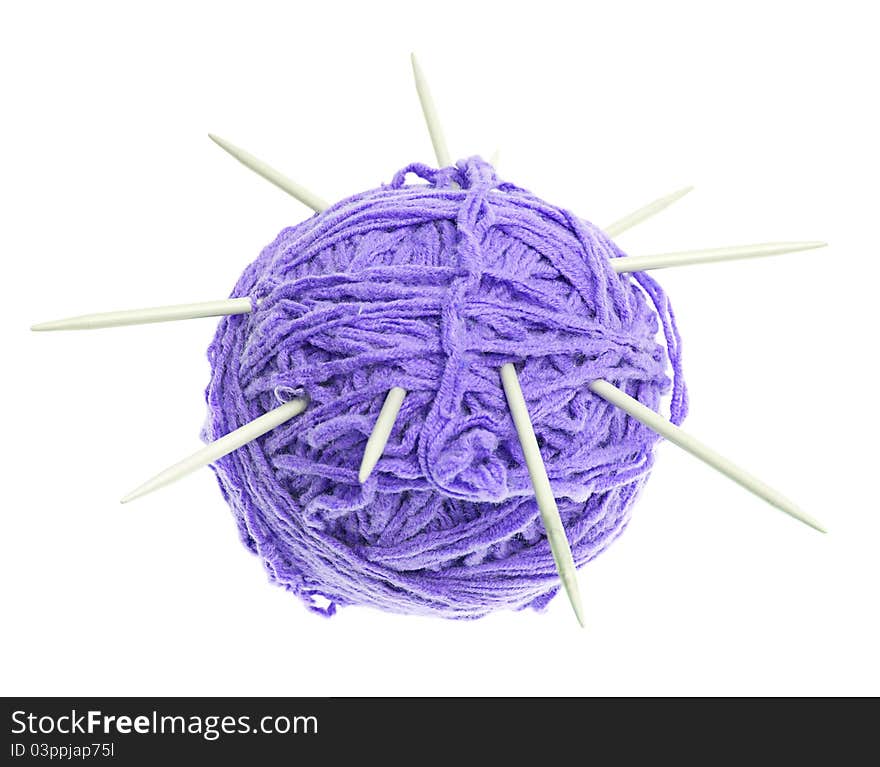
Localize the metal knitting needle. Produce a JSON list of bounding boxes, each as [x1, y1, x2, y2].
[[208, 133, 329, 212], [501, 363, 585, 626], [588, 380, 825, 532], [358, 53, 451, 483], [358, 386, 406, 483], [358, 54, 458, 479], [604, 186, 694, 237], [359, 53, 451, 485], [121, 397, 308, 503], [405, 54, 585, 625], [610, 241, 826, 273], [30, 298, 252, 331], [411, 53, 452, 168]]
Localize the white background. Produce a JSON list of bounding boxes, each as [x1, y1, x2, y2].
[[2, 1, 877, 696]]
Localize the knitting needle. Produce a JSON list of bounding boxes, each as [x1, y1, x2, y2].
[[30, 298, 252, 332], [357, 53, 456, 477], [588, 380, 825, 532], [411, 53, 452, 168], [501, 363, 585, 626], [358, 386, 406, 483], [610, 241, 826, 273], [120, 397, 308, 503], [604, 186, 694, 237], [208, 133, 329, 212], [407, 54, 585, 625], [360, 55, 468, 485], [358, 54, 452, 484], [357, 54, 465, 483]]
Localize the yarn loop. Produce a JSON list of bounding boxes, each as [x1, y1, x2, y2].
[[205, 157, 687, 618]]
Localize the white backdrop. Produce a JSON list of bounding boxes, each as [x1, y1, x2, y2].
[[2, 0, 877, 696]]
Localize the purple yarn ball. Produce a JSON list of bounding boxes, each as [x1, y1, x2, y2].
[[204, 157, 687, 618]]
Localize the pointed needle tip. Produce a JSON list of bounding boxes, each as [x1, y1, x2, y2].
[[793, 508, 827, 534], [810, 518, 828, 534], [357, 467, 371, 484], [30, 320, 68, 331], [208, 133, 231, 152], [791, 240, 827, 251], [410, 52, 423, 78], [120, 488, 145, 504]]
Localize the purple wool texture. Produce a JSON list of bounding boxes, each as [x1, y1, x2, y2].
[[204, 157, 688, 618]]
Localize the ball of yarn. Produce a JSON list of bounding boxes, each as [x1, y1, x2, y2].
[[204, 157, 687, 618]]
